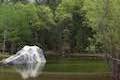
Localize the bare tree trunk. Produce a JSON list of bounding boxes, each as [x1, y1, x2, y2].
[[2, 30, 6, 54], [34, 31, 39, 45], [11, 42, 15, 54]]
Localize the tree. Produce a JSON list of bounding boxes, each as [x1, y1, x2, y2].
[[30, 5, 56, 49], [0, 3, 36, 53], [55, 0, 95, 52], [83, 0, 120, 53]]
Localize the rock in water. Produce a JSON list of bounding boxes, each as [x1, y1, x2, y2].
[[2, 46, 46, 64]]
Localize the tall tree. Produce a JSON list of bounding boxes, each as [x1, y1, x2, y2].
[[56, 0, 95, 52]]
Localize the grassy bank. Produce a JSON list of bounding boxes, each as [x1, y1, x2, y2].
[[45, 58, 110, 73], [0, 53, 110, 73]]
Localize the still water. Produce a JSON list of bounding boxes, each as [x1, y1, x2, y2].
[[0, 59, 111, 80]]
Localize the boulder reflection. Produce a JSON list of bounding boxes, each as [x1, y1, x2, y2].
[[14, 62, 45, 79]]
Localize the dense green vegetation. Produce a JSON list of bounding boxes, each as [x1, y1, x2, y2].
[[84, 0, 120, 54], [0, 0, 119, 55]]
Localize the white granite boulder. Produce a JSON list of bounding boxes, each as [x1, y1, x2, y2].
[[2, 46, 46, 64]]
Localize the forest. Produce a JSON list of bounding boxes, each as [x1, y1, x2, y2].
[[0, 0, 119, 55]]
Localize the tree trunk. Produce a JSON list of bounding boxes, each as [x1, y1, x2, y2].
[[2, 30, 7, 53], [11, 42, 15, 54]]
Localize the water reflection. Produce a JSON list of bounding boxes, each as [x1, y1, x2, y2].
[[14, 62, 45, 79]]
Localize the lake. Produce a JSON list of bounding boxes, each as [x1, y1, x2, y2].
[[0, 58, 112, 80]]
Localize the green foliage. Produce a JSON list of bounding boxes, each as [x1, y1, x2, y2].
[[1, 0, 119, 54], [0, 0, 96, 53], [83, 0, 120, 53], [55, 0, 95, 52], [0, 3, 37, 52], [0, 4, 31, 42], [31, 5, 55, 30]]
